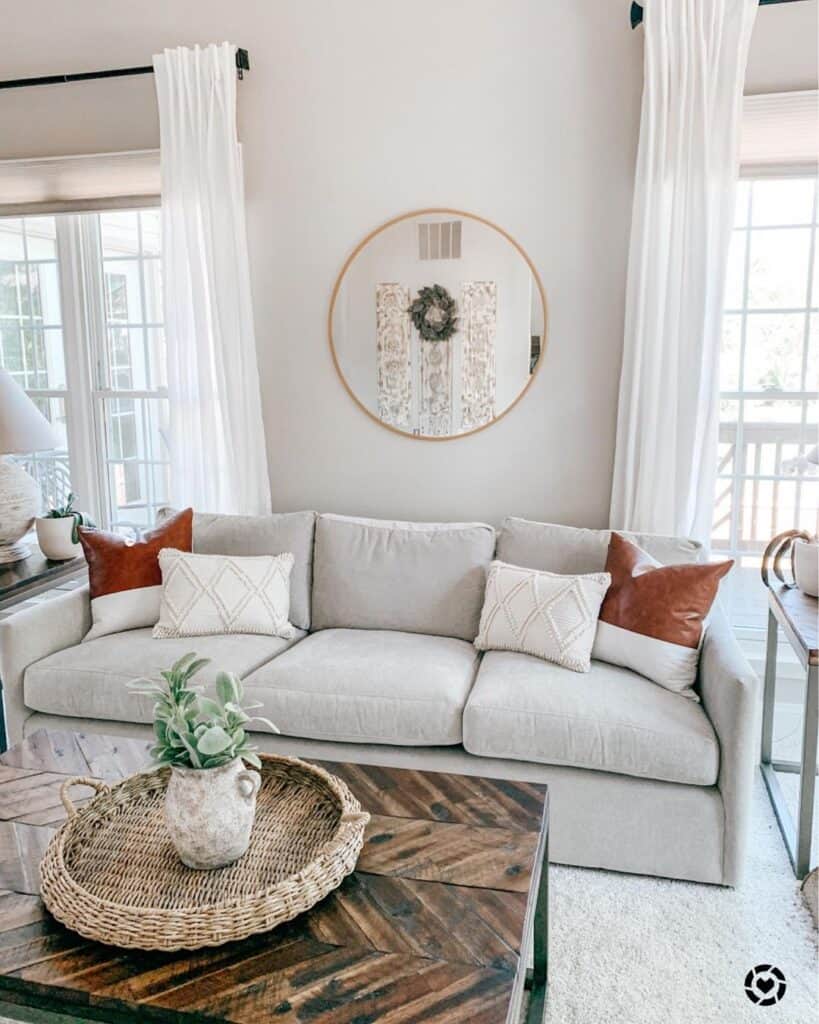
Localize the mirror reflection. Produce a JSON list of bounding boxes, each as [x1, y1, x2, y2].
[[330, 210, 546, 439]]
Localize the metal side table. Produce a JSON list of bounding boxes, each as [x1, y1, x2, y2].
[[760, 583, 818, 879]]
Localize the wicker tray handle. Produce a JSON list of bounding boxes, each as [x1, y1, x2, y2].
[[340, 809, 370, 827], [60, 777, 110, 818]]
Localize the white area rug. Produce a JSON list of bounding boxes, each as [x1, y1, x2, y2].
[[533, 775, 818, 1024]]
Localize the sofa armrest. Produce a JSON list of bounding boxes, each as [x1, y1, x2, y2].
[[698, 603, 759, 885], [0, 586, 91, 747]]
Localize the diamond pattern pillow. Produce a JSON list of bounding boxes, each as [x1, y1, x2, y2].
[[475, 560, 611, 673], [153, 550, 296, 640]]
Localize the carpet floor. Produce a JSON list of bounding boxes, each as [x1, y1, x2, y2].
[[531, 774, 818, 1024]]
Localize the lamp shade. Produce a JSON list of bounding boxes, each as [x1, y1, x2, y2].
[[0, 369, 57, 454]]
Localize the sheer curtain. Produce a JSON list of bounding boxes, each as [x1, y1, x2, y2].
[[154, 43, 271, 515], [609, 0, 758, 543]]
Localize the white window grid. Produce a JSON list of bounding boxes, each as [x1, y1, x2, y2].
[[94, 211, 169, 535], [714, 175, 819, 566], [0, 218, 71, 509], [0, 211, 169, 535]]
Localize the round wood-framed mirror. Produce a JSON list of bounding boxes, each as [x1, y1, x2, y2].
[[328, 209, 548, 441]]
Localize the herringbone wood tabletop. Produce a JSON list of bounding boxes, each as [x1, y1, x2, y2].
[[0, 729, 549, 1024]]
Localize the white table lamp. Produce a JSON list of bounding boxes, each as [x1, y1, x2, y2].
[[0, 369, 57, 563]]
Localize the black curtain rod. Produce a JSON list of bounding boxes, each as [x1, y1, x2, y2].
[[0, 47, 249, 90], [631, 0, 805, 29]]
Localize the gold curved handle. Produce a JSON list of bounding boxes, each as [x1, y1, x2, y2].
[[59, 776, 110, 818], [761, 529, 812, 589]]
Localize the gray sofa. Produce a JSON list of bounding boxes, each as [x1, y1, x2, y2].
[[0, 512, 759, 886]]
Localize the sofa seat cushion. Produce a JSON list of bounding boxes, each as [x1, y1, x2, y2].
[[462, 651, 719, 785], [243, 628, 479, 746], [24, 629, 305, 724]]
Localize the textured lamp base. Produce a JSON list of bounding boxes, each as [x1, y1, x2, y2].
[[0, 456, 40, 565], [0, 539, 32, 564]]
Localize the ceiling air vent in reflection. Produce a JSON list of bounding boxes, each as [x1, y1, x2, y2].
[[418, 220, 462, 260]]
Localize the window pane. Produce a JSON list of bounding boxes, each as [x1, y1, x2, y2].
[[800, 481, 819, 537], [140, 210, 161, 256], [747, 228, 811, 308], [104, 261, 142, 322], [742, 313, 805, 392], [712, 477, 732, 542], [720, 314, 741, 390], [724, 231, 746, 309], [807, 314, 818, 391], [146, 327, 167, 388], [143, 259, 162, 322], [107, 327, 149, 390], [715, 177, 817, 633], [0, 219, 24, 260], [0, 261, 21, 315], [734, 181, 751, 228], [744, 397, 807, 424], [24, 217, 58, 259], [751, 178, 816, 227], [100, 211, 140, 257], [29, 262, 62, 325], [102, 396, 170, 529], [0, 325, 23, 375], [98, 208, 164, 396]]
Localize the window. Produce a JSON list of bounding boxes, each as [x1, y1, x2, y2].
[[714, 176, 818, 631], [0, 217, 70, 509], [0, 210, 169, 535]]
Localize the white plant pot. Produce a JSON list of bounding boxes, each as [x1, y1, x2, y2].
[[793, 538, 819, 598], [164, 757, 262, 870], [35, 516, 83, 561]]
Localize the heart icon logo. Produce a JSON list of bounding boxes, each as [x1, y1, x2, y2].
[[744, 964, 787, 1006]]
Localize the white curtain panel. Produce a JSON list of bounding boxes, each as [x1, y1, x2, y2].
[[609, 0, 758, 543], [154, 43, 271, 515]]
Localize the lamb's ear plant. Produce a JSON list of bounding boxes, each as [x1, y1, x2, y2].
[[129, 652, 279, 770], [44, 492, 96, 543]]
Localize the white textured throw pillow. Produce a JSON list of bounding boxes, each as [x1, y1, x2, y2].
[[475, 560, 611, 673], [153, 549, 296, 640]]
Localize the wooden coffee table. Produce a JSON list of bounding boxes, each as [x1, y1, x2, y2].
[[0, 729, 549, 1023]]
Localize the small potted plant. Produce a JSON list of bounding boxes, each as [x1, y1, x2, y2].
[[35, 493, 95, 560], [130, 653, 279, 870]]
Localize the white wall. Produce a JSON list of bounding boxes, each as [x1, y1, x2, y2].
[[1, 0, 815, 526]]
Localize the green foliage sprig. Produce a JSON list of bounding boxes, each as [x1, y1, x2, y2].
[[407, 284, 458, 342], [45, 492, 95, 543], [129, 653, 279, 770]]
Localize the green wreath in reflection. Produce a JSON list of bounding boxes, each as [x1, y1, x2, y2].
[[407, 284, 459, 342]]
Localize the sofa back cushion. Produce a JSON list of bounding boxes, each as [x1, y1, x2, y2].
[[497, 517, 702, 573], [158, 509, 316, 630], [311, 514, 496, 641]]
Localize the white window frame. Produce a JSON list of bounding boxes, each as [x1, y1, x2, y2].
[[2, 209, 168, 533], [714, 172, 818, 566]]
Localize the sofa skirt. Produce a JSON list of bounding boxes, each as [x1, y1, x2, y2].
[[23, 712, 726, 885]]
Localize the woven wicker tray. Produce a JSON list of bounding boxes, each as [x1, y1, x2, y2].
[[40, 754, 370, 951]]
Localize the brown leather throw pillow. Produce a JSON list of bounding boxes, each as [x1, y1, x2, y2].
[[79, 508, 193, 641], [591, 532, 733, 696]]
